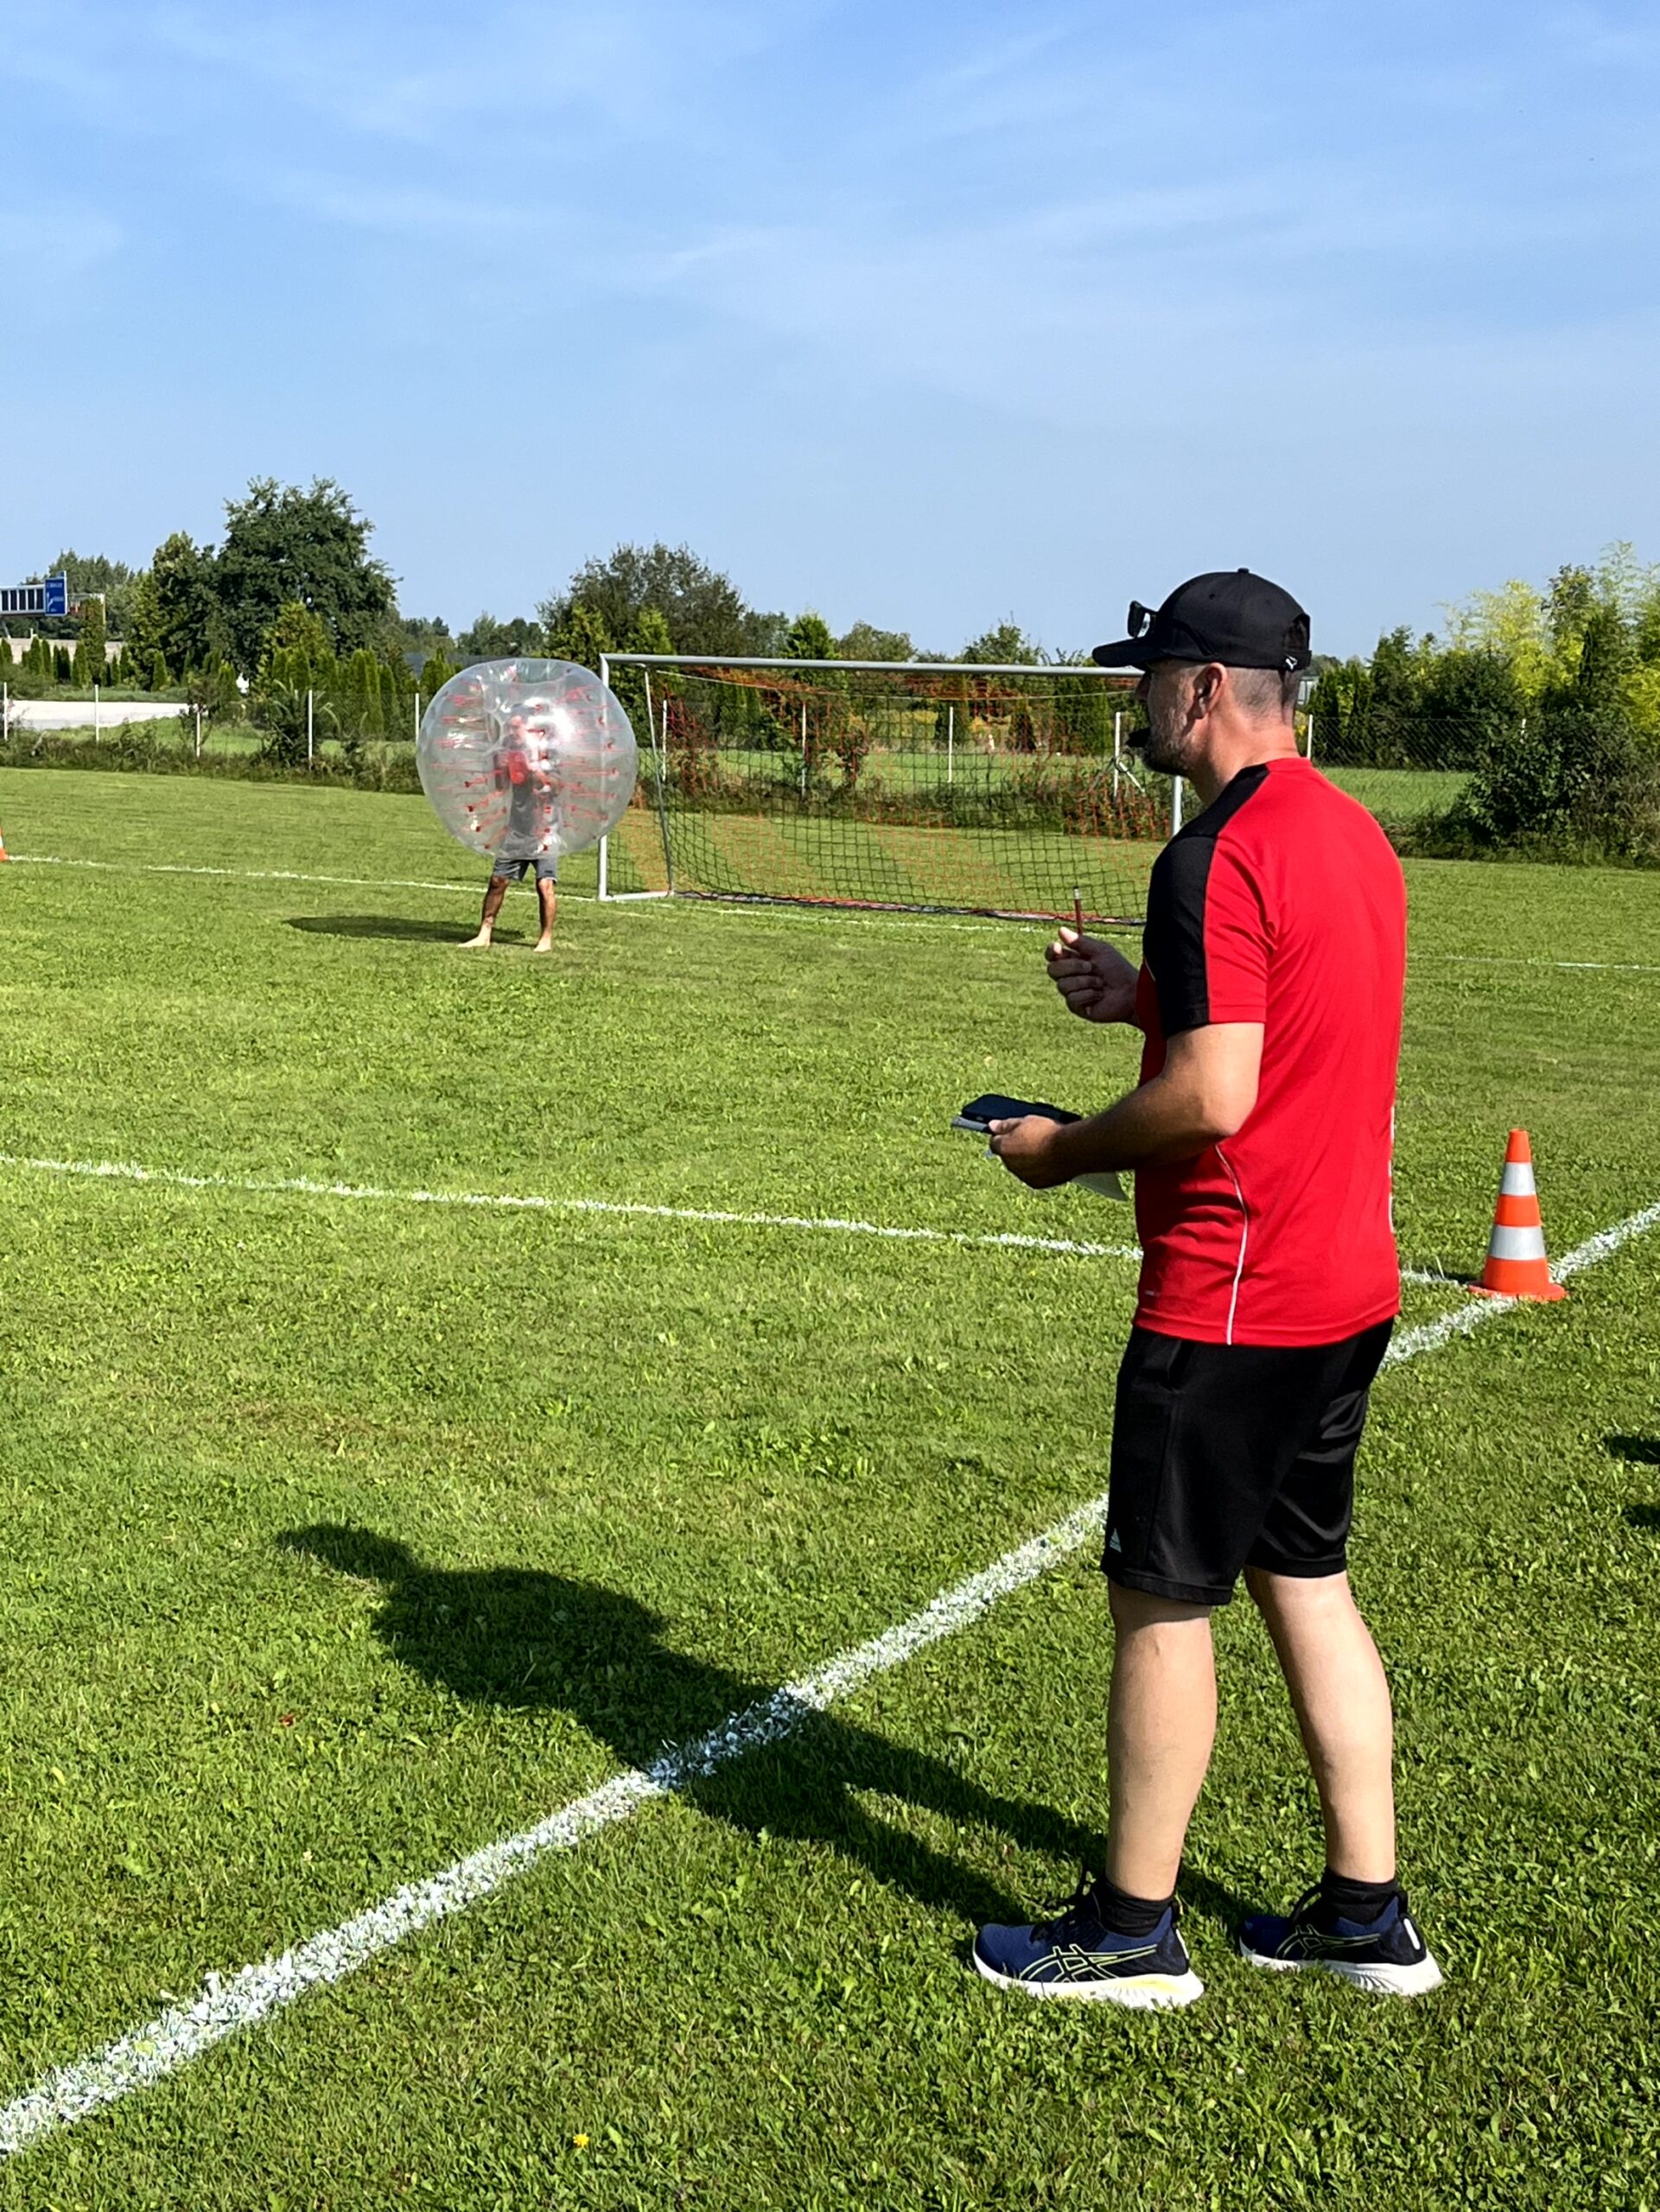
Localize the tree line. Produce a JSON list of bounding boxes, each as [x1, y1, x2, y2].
[[1310, 546, 1660, 856], [8, 486, 1657, 855], [3, 481, 1058, 762]]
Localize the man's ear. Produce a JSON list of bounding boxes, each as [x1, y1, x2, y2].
[[1191, 662, 1225, 716]]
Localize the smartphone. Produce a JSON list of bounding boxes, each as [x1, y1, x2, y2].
[[952, 1093, 1127, 1199], [951, 1093, 1080, 1135]]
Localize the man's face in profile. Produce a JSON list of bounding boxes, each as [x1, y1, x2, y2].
[[1136, 664, 1201, 779]]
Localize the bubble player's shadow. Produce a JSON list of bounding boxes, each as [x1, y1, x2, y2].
[[287, 915, 522, 946], [280, 1524, 1245, 1929]]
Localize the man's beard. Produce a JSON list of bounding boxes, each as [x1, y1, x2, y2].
[[1137, 694, 1200, 779]]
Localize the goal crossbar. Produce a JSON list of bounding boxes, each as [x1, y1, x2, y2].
[[601, 654, 1134, 677]]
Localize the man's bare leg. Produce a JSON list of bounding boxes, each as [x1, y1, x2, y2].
[[461, 874, 509, 949], [1103, 1584, 1218, 1901], [532, 876, 557, 953], [1245, 1567, 1395, 1880]]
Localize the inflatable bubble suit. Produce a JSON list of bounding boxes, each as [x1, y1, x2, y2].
[[417, 658, 639, 865]]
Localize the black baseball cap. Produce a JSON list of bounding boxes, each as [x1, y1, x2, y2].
[[1092, 569, 1311, 673]]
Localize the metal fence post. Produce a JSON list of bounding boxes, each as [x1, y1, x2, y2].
[[306, 689, 315, 765]]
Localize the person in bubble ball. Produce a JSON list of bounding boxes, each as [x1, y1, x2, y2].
[[461, 712, 561, 953]]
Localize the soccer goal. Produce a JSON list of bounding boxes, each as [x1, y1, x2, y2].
[[595, 654, 1181, 928]]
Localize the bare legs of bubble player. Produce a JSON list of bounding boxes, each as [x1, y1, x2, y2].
[[461, 868, 557, 953]]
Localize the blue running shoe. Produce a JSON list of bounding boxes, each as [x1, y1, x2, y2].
[[973, 1876, 1205, 2008], [1239, 1884, 1443, 1996]]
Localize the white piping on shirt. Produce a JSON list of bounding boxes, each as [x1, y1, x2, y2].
[[1214, 1142, 1250, 1344]]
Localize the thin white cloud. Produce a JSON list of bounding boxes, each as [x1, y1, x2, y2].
[[262, 173, 552, 245], [0, 209, 123, 290], [142, 0, 822, 144]]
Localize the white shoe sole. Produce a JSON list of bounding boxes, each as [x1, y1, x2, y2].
[[1238, 1942, 1444, 1997], [972, 1954, 1205, 2009]]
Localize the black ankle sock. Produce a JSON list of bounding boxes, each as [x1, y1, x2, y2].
[[1320, 1868, 1398, 1923], [1091, 1875, 1173, 1937]]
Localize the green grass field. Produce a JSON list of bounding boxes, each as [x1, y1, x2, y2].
[[1321, 766, 1471, 823], [1, 768, 1657, 2209]]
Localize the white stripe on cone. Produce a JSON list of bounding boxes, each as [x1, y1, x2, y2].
[[1487, 1223, 1549, 1262], [1499, 1162, 1538, 1198]]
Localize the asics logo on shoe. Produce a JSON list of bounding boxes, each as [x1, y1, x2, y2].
[[1018, 1942, 1158, 1982]]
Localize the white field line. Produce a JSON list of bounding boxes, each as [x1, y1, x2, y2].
[[1417, 953, 1660, 976], [0, 1154, 1502, 1291], [0, 1153, 1140, 1264], [10, 853, 493, 897], [0, 1187, 1652, 2145], [0, 1497, 1110, 2158], [2, 1196, 1654, 2158], [1383, 1195, 1660, 1362], [16, 855, 1660, 962], [7, 853, 1053, 938]]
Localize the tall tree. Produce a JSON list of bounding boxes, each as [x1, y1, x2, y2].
[[784, 610, 836, 661], [1546, 563, 1597, 671], [627, 605, 675, 658], [417, 650, 456, 702], [540, 542, 770, 659], [251, 601, 340, 766], [457, 612, 543, 659], [213, 478, 396, 674], [128, 532, 224, 677], [544, 599, 612, 671], [73, 593, 109, 688], [961, 620, 1040, 665], [392, 613, 455, 658], [838, 620, 913, 662]]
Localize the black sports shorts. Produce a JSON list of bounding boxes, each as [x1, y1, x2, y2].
[[1103, 1320, 1394, 1607]]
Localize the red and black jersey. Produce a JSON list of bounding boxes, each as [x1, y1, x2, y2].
[[1132, 755, 1407, 1347]]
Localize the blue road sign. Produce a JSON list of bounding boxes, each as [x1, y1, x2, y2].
[[0, 575, 71, 618]]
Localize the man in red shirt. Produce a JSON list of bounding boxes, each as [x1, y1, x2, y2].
[[971, 572, 1441, 2008]]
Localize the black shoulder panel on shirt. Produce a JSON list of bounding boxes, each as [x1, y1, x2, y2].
[[1143, 765, 1269, 1036]]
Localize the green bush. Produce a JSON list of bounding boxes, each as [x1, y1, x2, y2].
[[1426, 607, 1660, 861]]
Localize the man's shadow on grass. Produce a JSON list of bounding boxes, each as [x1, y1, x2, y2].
[[287, 916, 525, 946], [279, 1523, 1246, 1930]]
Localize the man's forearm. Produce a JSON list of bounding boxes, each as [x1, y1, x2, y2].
[[1045, 1073, 1230, 1174]]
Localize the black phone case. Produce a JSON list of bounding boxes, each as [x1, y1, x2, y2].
[[956, 1093, 1081, 1131]]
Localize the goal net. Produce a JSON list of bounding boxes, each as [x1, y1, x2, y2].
[[595, 655, 1178, 929]]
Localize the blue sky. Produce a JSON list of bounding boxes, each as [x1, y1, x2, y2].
[[2, 0, 1656, 655]]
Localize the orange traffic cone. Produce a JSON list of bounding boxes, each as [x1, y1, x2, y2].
[[1471, 1129, 1565, 1301], [0, 821, 8, 861]]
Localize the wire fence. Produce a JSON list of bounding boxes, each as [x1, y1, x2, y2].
[[1, 681, 1516, 927]]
